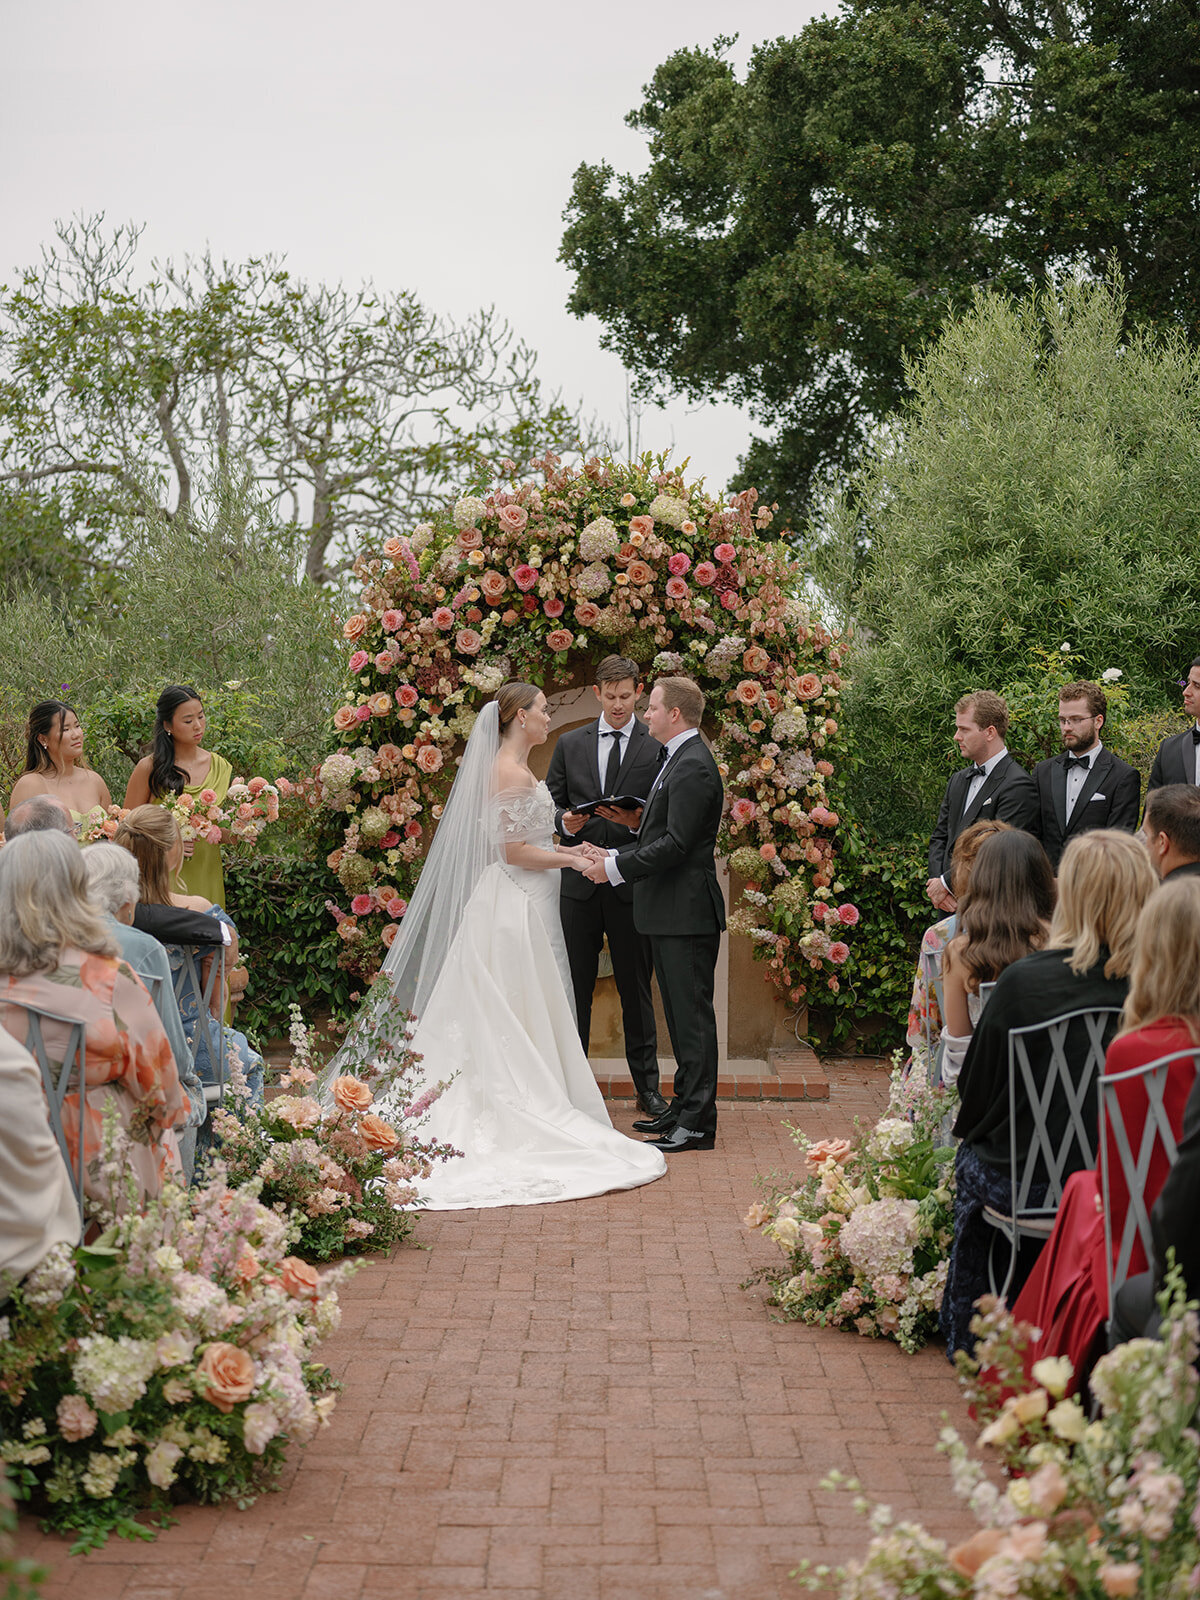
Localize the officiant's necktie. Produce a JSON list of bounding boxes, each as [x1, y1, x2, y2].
[[602, 729, 623, 794]]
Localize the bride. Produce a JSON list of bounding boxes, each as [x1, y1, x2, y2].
[[334, 682, 666, 1208]]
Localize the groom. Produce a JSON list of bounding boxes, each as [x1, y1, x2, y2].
[[583, 676, 726, 1153]]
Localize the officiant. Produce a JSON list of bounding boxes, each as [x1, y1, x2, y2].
[[546, 655, 668, 1119]]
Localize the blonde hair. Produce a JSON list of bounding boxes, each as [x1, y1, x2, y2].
[[0, 831, 118, 976], [1119, 878, 1200, 1043], [115, 804, 180, 906], [655, 676, 705, 727], [1049, 830, 1157, 979]]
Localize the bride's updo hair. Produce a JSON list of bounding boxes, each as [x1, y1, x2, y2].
[[496, 682, 540, 740]]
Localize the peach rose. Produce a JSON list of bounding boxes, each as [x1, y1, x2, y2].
[[804, 1137, 852, 1172], [381, 536, 404, 559], [332, 1074, 373, 1112], [735, 679, 761, 705], [457, 527, 483, 550], [743, 645, 771, 673], [546, 629, 574, 652], [948, 1528, 1007, 1577], [416, 745, 444, 774], [369, 692, 393, 716], [396, 684, 419, 708], [498, 503, 528, 533], [432, 606, 455, 629], [575, 601, 601, 627], [629, 515, 654, 537], [342, 613, 369, 641], [796, 673, 822, 699], [279, 1255, 321, 1299], [456, 628, 482, 655], [480, 569, 507, 602], [626, 559, 653, 586], [1098, 1564, 1141, 1599], [333, 705, 359, 731], [762, 688, 782, 714], [196, 1342, 256, 1413], [381, 922, 398, 948], [359, 1113, 401, 1153]]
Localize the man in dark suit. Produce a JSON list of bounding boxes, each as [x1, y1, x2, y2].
[[1033, 681, 1140, 870], [545, 656, 667, 1117], [1147, 657, 1200, 793], [582, 677, 725, 1154], [925, 690, 1039, 913], [1141, 784, 1200, 882]]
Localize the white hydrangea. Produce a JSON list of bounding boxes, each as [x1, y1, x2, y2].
[[452, 495, 487, 530], [772, 707, 809, 744], [869, 1118, 915, 1159], [647, 493, 688, 529], [838, 1198, 920, 1283], [576, 562, 612, 598], [72, 1335, 160, 1413], [579, 517, 620, 561], [22, 1241, 75, 1308], [409, 522, 434, 552], [465, 664, 505, 693], [319, 752, 358, 794]]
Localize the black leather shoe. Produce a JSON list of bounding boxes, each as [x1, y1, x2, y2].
[[646, 1129, 715, 1153], [636, 1088, 670, 1119], [632, 1107, 676, 1134]]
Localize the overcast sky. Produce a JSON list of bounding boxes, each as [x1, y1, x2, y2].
[[2, 0, 825, 498]]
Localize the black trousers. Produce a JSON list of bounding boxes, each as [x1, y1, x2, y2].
[[560, 886, 658, 1097], [649, 931, 721, 1136]]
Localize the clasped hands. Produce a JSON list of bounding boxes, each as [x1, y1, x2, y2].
[[560, 841, 614, 884]]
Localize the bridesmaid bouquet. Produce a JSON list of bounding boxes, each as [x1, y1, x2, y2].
[[161, 788, 225, 846], [224, 776, 281, 846], [76, 804, 128, 844]]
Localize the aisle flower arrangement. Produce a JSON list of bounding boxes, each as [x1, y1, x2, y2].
[[213, 986, 460, 1261], [0, 1140, 348, 1550], [320, 452, 856, 1001], [745, 1060, 956, 1353], [806, 1275, 1200, 1598]]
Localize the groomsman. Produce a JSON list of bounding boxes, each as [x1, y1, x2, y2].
[[1148, 658, 1200, 792], [545, 655, 668, 1118], [925, 690, 1038, 913], [1141, 785, 1200, 882], [1033, 681, 1140, 870]]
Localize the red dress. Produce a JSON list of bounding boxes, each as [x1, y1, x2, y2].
[[1012, 1019, 1199, 1390]]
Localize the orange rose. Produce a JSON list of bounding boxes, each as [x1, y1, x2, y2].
[[416, 745, 444, 775], [196, 1342, 256, 1413], [743, 646, 771, 673], [358, 1113, 401, 1153], [735, 679, 761, 705], [626, 559, 653, 586], [796, 673, 822, 700], [342, 614, 369, 641], [279, 1256, 321, 1299], [331, 1074, 372, 1112], [368, 692, 393, 716], [333, 706, 359, 731]]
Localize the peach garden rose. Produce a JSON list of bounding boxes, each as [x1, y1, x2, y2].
[[196, 1342, 257, 1413], [331, 1075, 372, 1112]]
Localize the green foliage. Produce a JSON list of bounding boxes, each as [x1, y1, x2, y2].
[[560, 2, 1200, 523], [225, 855, 355, 1036], [0, 1466, 45, 1598]]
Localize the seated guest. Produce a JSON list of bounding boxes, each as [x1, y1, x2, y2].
[[115, 807, 262, 1160], [5, 793, 76, 838], [904, 820, 1011, 1074], [1012, 877, 1200, 1382], [1141, 783, 1200, 881], [939, 829, 1156, 1357], [0, 1027, 80, 1301], [82, 842, 207, 1182], [0, 832, 187, 1209], [939, 830, 1055, 1087]]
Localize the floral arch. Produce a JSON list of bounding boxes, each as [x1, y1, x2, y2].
[[317, 455, 859, 1005]]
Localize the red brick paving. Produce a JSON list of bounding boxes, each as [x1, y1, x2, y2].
[[18, 1061, 975, 1600]]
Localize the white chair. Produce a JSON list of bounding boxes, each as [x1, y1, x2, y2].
[[19, 1003, 88, 1220], [1098, 1047, 1200, 1327], [921, 944, 947, 1086], [983, 1006, 1124, 1297]]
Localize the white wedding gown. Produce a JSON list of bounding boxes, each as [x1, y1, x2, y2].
[[396, 782, 667, 1208]]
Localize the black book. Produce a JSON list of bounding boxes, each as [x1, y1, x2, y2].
[[568, 793, 645, 816]]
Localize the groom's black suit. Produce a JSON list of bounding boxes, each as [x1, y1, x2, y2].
[[546, 717, 663, 1099], [614, 732, 725, 1139]]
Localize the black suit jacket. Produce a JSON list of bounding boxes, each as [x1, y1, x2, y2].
[[1148, 728, 1199, 793], [927, 753, 1039, 881], [1033, 748, 1141, 870], [1151, 1069, 1200, 1301], [545, 717, 662, 903], [614, 734, 726, 938]]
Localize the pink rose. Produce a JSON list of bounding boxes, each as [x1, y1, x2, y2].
[[381, 537, 404, 559], [720, 591, 738, 610], [729, 797, 758, 826], [694, 562, 717, 586], [811, 902, 828, 921], [457, 526, 483, 550], [546, 628, 573, 652], [714, 542, 736, 563], [455, 628, 482, 655], [404, 820, 422, 838], [416, 745, 443, 774], [828, 942, 849, 965], [381, 609, 403, 632], [396, 685, 419, 708], [574, 601, 601, 627], [836, 904, 860, 926], [480, 569, 507, 602], [513, 564, 538, 592], [374, 651, 394, 673], [759, 843, 776, 861], [333, 706, 359, 731], [665, 577, 689, 601], [248, 777, 266, 796], [354, 704, 372, 722], [629, 515, 654, 537], [199, 788, 218, 806], [386, 897, 407, 919], [350, 894, 373, 915], [57, 1394, 98, 1441], [543, 598, 565, 618], [498, 504, 528, 533], [667, 552, 691, 576], [206, 825, 222, 844], [816, 759, 834, 777], [432, 606, 455, 629], [348, 649, 369, 673], [380, 830, 399, 848]]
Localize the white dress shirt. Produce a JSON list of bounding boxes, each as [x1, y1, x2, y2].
[[1064, 740, 1102, 822], [604, 727, 699, 887], [596, 715, 632, 789]]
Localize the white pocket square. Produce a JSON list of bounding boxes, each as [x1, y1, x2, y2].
[[1090, 793, 1106, 801]]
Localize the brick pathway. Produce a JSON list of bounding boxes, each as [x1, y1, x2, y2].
[[18, 1063, 976, 1600]]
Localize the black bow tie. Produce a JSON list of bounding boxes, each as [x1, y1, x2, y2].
[[1066, 754, 1091, 771], [656, 746, 669, 767], [969, 764, 987, 780], [1191, 728, 1200, 746]]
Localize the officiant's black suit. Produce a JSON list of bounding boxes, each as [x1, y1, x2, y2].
[[1148, 728, 1199, 793], [615, 734, 725, 1139], [546, 717, 663, 1099], [1033, 748, 1141, 870], [926, 755, 1039, 882]]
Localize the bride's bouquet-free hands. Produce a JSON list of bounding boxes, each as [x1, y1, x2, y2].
[[560, 841, 606, 872]]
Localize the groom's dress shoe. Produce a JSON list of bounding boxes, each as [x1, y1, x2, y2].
[[646, 1127, 715, 1153], [636, 1088, 670, 1119], [632, 1107, 676, 1134]]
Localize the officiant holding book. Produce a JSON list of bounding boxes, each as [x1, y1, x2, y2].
[[546, 656, 668, 1117]]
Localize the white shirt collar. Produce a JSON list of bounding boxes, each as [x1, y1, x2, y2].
[[664, 727, 700, 758], [972, 747, 1007, 777], [1068, 740, 1103, 762], [598, 716, 631, 738]]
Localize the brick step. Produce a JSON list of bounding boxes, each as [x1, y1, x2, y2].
[[592, 1045, 828, 1102]]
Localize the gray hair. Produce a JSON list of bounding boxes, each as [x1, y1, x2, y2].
[[0, 832, 118, 976], [6, 794, 76, 838], [82, 842, 141, 917]]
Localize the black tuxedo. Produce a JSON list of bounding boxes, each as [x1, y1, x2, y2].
[[927, 753, 1039, 882], [614, 733, 725, 1137], [1148, 727, 1200, 793], [545, 717, 663, 1096], [1033, 747, 1141, 870]]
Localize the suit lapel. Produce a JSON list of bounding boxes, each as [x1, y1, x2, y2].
[[575, 721, 604, 801], [640, 738, 692, 829], [1067, 749, 1109, 833], [614, 719, 648, 792], [1175, 731, 1197, 786], [963, 756, 1008, 825], [1051, 755, 1069, 834]]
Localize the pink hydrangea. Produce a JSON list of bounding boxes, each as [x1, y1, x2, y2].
[[667, 552, 691, 576], [694, 562, 717, 586], [348, 650, 369, 673], [513, 564, 538, 591]]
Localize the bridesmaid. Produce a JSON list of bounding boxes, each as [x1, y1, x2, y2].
[[124, 685, 232, 908], [9, 699, 112, 826]]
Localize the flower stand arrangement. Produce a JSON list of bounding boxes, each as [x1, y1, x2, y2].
[[745, 1059, 956, 1353]]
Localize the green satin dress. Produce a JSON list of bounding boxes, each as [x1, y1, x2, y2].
[[170, 752, 233, 910]]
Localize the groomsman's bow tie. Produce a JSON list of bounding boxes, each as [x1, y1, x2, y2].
[[655, 746, 669, 766], [1191, 728, 1200, 745], [969, 764, 987, 779], [1066, 754, 1091, 770]]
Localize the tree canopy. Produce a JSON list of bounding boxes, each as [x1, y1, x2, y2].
[[560, 1, 1200, 523]]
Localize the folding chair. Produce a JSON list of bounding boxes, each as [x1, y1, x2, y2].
[[977, 981, 997, 1012], [921, 944, 947, 1086], [19, 1004, 88, 1219], [982, 1006, 1124, 1298], [170, 943, 227, 1107], [133, 968, 164, 1007], [1099, 1047, 1200, 1332]]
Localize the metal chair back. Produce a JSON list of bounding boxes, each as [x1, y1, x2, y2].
[[19, 1004, 87, 1216], [977, 981, 996, 1012], [921, 943, 947, 1086], [133, 968, 163, 1006], [1099, 1046, 1200, 1314]]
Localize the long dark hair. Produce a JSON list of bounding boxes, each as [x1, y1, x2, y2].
[[23, 700, 77, 774], [148, 684, 203, 799], [955, 830, 1056, 993]]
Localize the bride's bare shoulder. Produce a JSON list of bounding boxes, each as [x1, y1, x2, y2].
[[490, 756, 536, 795]]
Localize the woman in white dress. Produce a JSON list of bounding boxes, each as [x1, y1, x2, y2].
[[331, 682, 666, 1208]]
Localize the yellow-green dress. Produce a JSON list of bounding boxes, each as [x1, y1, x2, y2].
[[171, 752, 233, 910]]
